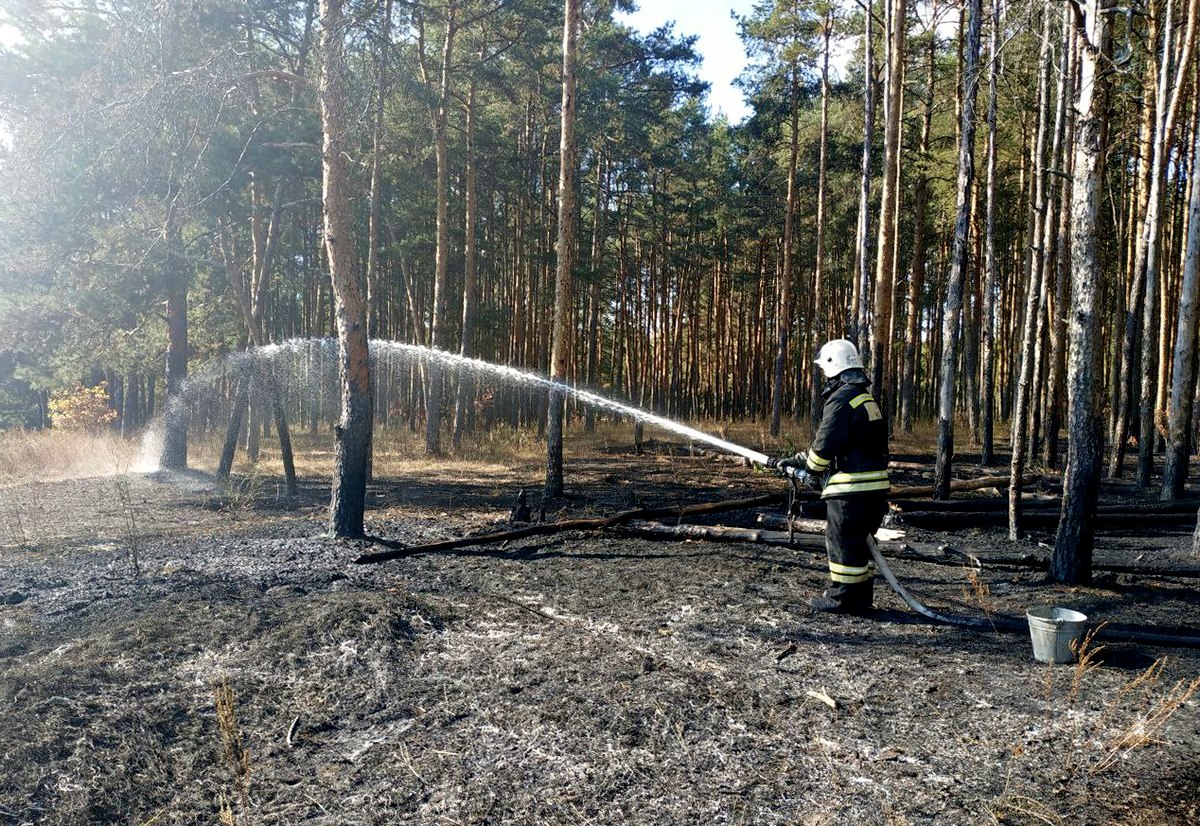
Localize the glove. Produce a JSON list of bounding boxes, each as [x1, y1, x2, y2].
[[776, 455, 803, 473], [800, 469, 825, 491]]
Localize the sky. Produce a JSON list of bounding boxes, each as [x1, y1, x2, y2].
[[615, 0, 758, 123]]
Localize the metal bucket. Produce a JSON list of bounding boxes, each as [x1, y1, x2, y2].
[[1027, 606, 1089, 664]]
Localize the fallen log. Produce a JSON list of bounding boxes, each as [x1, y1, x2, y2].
[[620, 521, 825, 549], [354, 492, 786, 563], [890, 474, 1041, 499], [896, 510, 1197, 531], [620, 523, 1200, 580], [619, 520, 904, 546], [363, 495, 1200, 576], [891, 495, 1060, 513], [891, 496, 1200, 515]]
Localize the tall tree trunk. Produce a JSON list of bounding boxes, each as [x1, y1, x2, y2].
[[121, 371, 139, 438], [419, 4, 458, 455], [1007, 8, 1054, 536], [454, 71, 480, 448], [980, 0, 1000, 464], [1052, 0, 1111, 584], [1140, 0, 1200, 486], [160, 265, 189, 470], [771, 62, 800, 436], [934, 0, 981, 500], [853, 0, 876, 351], [366, 0, 393, 341], [584, 146, 608, 432], [1045, 45, 1075, 474], [1162, 93, 1200, 500], [1109, 6, 1163, 478], [901, 14, 938, 434], [545, 0, 579, 499], [871, 0, 907, 405], [811, 10, 832, 430], [320, 0, 372, 537], [1029, 6, 1071, 465]]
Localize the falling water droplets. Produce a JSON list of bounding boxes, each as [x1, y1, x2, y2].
[[138, 339, 771, 471]]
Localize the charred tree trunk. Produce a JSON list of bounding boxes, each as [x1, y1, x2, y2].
[[1162, 93, 1200, 500], [934, 0, 981, 500], [980, 0, 1000, 464], [1052, 0, 1110, 584], [545, 0, 579, 499], [320, 0, 372, 537], [159, 267, 189, 471]]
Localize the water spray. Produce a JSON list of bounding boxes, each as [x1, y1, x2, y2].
[[362, 341, 780, 467]]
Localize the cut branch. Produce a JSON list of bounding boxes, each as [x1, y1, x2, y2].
[[354, 493, 786, 564]]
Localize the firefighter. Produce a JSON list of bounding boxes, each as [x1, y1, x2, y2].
[[769, 339, 890, 614]]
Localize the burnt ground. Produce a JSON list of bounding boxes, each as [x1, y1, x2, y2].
[[1, 447, 1199, 825]]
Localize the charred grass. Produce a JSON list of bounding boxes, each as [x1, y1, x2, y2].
[[0, 431, 1198, 824]]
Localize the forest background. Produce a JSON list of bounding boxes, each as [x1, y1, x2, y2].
[[1, 0, 1199, 579]]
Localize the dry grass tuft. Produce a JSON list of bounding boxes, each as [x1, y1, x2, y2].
[[1090, 668, 1200, 775], [963, 569, 995, 619], [0, 429, 138, 485], [989, 792, 1064, 826], [214, 676, 251, 815], [219, 465, 265, 520], [1068, 623, 1107, 703]]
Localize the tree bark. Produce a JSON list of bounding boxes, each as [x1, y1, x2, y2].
[[871, 0, 907, 406], [419, 3, 458, 456], [811, 9, 833, 430], [1052, 0, 1110, 584], [454, 70, 480, 448], [1162, 93, 1200, 500], [902, 11, 939, 434], [545, 0, 580, 499], [320, 0, 372, 537], [1140, 3, 1191, 485], [853, 0, 876, 351], [934, 0, 981, 500], [159, 254, 189, 471], [1007, 8, 1054, 537], [979, 0, 999, 463], [1109, 7, 1163, 478], [771, 62, 800, 437]]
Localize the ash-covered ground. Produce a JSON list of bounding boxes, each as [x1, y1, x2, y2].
[[1, 450, 1198, 825]]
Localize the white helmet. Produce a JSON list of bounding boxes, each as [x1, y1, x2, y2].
[[814, 338, 864, 378]]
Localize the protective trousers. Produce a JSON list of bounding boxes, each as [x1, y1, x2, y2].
[[823, 493, 888, 610]]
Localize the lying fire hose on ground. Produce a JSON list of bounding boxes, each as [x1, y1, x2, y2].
[[770, 460, 1000, 629], [759, 457, 1200, 646]]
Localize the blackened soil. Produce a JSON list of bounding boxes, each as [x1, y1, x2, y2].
[[1, 451, 1198, 825]]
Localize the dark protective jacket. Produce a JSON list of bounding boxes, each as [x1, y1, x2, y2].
[[804, 372, 890, 498]]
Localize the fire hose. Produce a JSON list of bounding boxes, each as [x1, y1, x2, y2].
[[770, 461, 998, 628], [761, 460, 1200, 647]]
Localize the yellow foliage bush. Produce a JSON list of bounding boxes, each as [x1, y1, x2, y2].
[[48, 382, 117, 431]]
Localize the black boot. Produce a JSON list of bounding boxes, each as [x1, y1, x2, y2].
[[807, 592, 844, 612], [808, 582, 874, 615], [841, 579, 875, 614]]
